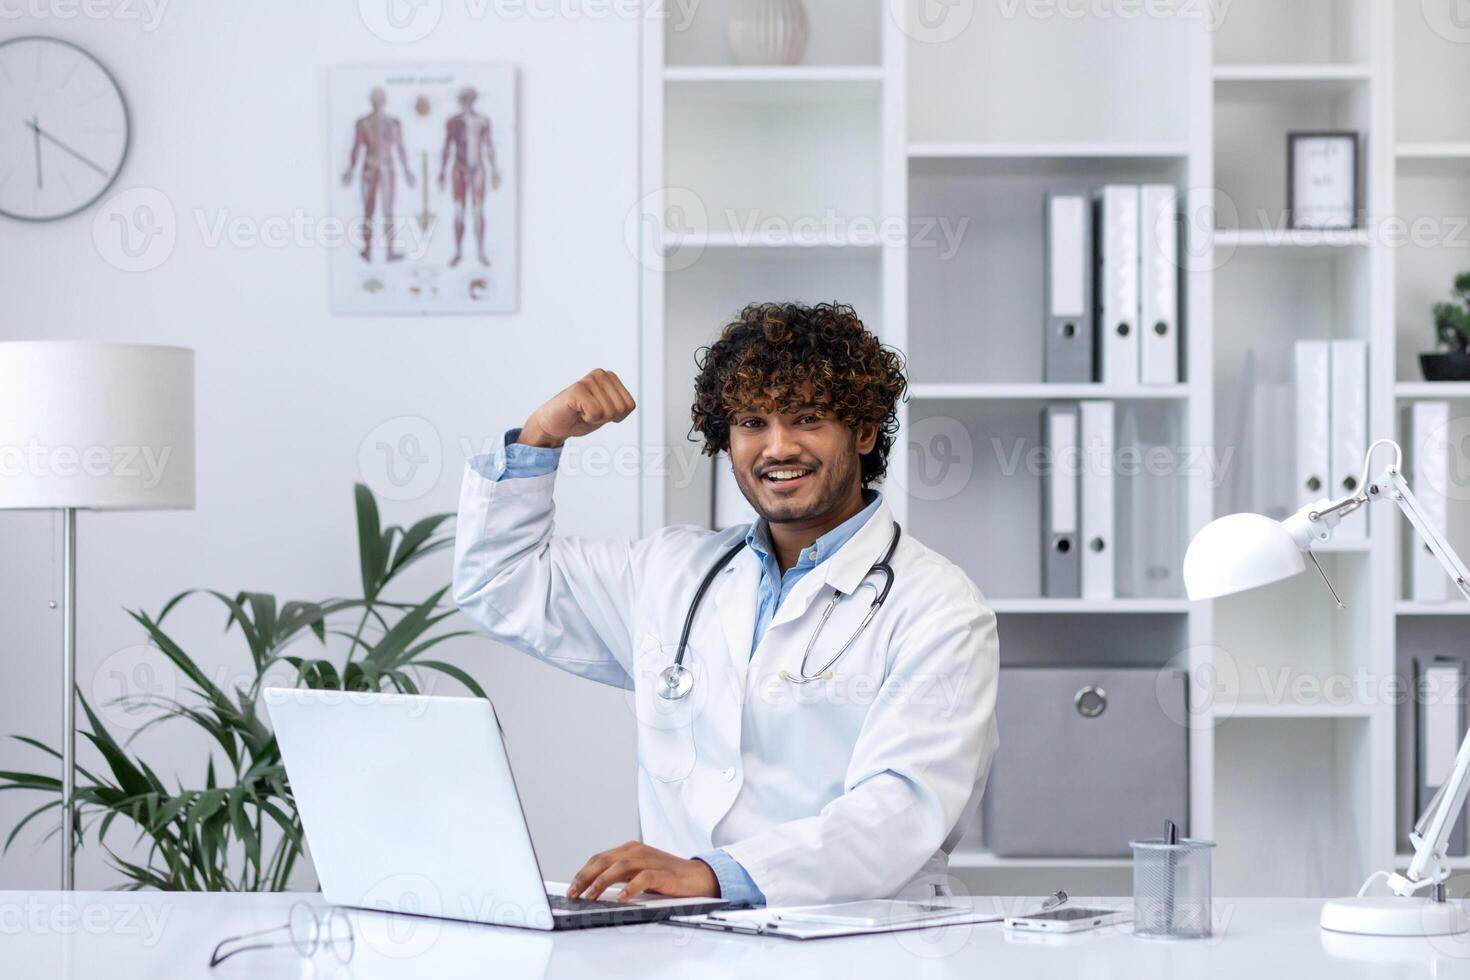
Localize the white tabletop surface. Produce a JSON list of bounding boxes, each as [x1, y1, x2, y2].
[[8, 891, 1470, 978]]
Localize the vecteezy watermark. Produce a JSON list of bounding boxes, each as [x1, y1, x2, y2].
[[92, 186, 177, 273], [624, 189, 971, 272], [359, 416, 444, 503], [357, 0, 444, 43], [892, 0, 977, 44], [0, 895, 171, 944], [91, 643, 179, 733], [993, 0, 1232, 30], [992, 434, 1237, 491], [356, 873, 444, 958], [193, 208, 434, 259], [0, 0, 170, 30], [91, 186, 438, 272], [0, 439, 176, 490], [890, 414, 975, 503], [1421, 0, 1470, 44], [1417, 412, 1470, 503], [357, 0, 703, 43], [1157, 645, 1240, 728], [625, 186, 708, 273]]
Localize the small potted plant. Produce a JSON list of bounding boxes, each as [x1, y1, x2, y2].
[[1423, 270, 1470, 381]]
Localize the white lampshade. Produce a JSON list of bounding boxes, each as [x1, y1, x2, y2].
[[1183, 512, 1306, 600], [0, 342, 195, 510]]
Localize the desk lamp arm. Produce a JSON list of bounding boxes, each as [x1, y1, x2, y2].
[[1301, 440, 1470, 898]]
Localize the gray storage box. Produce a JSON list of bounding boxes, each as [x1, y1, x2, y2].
[[982, 666, 1188, 858]]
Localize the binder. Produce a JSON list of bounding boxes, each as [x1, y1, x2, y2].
[[1094, 185, 1140, 386], [1293, 341, 1331, 506], [1044, 193, 1094, 382], [1412, 401, 1451, 602], [1139, 185, 1179, 385], [712, 453, 756, 531], [1417, 657, 1468, 855], [1080, 400, 1115, 599], [1042, 404, 1081, 598], [1329, 340, 1368, 540]]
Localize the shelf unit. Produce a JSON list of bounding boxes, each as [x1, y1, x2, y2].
[[640, 1, 1470, 897]]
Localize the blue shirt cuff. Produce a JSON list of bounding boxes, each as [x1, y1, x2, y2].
[[696, 849, 766, 908], [469, 427, 562, 482]]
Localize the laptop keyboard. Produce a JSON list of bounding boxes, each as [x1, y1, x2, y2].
[[547, 893, 625, 913]]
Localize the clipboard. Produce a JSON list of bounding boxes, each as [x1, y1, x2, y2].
[[663, 904, 1003, 941]]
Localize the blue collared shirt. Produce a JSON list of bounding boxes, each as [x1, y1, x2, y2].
[[476, 427, 881, 906]]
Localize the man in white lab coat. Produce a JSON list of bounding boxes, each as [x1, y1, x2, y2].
[[453, 301, 999, 908]]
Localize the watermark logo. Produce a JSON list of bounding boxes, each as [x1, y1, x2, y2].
[[356, 873, 443, 958], [1157, 645, 1239, 728], [1422, 0, 1470, 43], [358, 415, 444, 502], [91, 643, 178, 732], [893, 0, 976, 44], [92, 186, 176, 273], [891, 414, 974, 502], [625, 186, 707, 273], [358, 0, 443, 42], [1418, 412, 1470, 503]]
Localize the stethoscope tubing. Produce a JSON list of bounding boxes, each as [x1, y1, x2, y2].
[[663, 521, 902, 695]]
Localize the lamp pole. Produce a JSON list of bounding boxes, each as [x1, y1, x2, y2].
[[61, 506, 76, 891]]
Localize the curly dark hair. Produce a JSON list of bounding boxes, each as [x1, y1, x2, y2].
[[689, 302, 908, 487]]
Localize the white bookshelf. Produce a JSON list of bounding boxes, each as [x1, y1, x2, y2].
[[640, 1, 1469, 898]]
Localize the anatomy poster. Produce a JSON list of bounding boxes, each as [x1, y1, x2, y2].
[[328, 64, 518, 315]]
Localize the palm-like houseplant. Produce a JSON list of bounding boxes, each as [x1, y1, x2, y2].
[[0, 484, 483, 890]]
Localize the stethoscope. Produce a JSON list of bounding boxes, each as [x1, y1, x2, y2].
[[656, 523, 903, 701]]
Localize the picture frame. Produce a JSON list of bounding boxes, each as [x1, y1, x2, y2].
[[327, 63, 519, 315], [1287, 132, 1361, 231]]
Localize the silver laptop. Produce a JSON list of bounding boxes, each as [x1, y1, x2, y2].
[[264, 688, 728, 930]]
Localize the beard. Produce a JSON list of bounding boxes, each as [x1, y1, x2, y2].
[[737, 435, 862, 526]]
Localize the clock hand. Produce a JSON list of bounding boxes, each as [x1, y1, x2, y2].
[[30, 115, 42, 189], [25, 118, 108, 177]]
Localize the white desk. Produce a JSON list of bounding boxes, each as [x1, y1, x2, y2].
[[7, 891, 1470, 978]]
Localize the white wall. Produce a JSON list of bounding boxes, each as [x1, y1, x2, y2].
[[0, 3, 646, 888]]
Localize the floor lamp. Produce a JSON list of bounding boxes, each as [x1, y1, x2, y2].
[[0, 342, 194, 889]]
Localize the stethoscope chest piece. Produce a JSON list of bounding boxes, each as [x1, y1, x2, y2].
[[657, 662, 694, 701]]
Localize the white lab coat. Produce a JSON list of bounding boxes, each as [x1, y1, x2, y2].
[[452, 460, 1000, 907]]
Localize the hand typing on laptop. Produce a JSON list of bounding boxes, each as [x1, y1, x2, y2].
[[568, 841, 719, 903]]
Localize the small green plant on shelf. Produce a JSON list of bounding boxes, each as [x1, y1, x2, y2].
[[0, 484, 484, 890], [1422, 270, 1470, 381]]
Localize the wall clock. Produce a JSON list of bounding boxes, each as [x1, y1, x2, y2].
[[0, 36, 130, 222]]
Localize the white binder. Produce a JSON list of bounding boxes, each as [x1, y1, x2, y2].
[[1328, 340, 1368, 540], [1042, 404, 1081, 598], [1080, 400, 1116, 599], [1139, 185, 1179, 385], [1412, 401, 1451, 602], [1293, 341, 1331, 507], [712, 453, 756, 531], [1044, 193, 1094, 382], [1095, 185, 1140, 386], [1420, 658, 1469, 854]]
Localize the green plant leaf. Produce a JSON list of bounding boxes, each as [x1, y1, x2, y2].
[[3, 799, 60, 854], [355, 483, 387, 601], [413, 660, 488, 699], [362, 588, 454, 671]]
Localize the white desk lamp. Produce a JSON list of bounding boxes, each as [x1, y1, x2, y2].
[[1185, 439, 1470, 937], [0, 343, 195, 889]]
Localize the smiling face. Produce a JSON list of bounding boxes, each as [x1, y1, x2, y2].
[[727, 385, 876, 525]]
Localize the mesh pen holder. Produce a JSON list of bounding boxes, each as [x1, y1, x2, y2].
[[1130, 836, 1215, 940]]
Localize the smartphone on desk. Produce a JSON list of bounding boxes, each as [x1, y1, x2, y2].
[[1003, 906, 1129, 934], [769, 900, 972, 928]]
